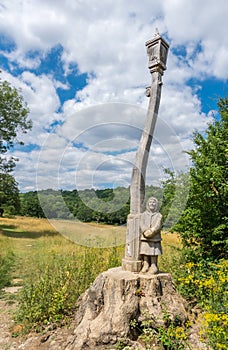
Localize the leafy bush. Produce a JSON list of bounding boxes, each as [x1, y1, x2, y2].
[[177, 259, 228, 349]]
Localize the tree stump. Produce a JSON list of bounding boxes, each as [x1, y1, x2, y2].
[[65, 267, 188, 350]]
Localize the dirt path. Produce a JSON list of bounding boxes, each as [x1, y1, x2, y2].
[[0, 287, 76, 350], [0, 295, 20, 350]]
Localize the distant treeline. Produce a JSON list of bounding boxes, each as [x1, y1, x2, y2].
[[20, 186, 163, 225]]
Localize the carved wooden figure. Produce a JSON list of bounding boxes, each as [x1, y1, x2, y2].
[[140, 197, 162, 274]]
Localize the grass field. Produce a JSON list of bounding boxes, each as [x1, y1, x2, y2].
[[0, 216, 182, 333], [0, 215, 181, 273], [0, 215, 182, 298]]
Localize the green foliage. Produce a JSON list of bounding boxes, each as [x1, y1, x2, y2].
[[177, 260, 228, 306], [175, 97, 228, 261], [160, 169, 190, 229], [129, 310, 189, 350], [160, 242, 228, 349], [176, 259, 228, 349], [0, 77, 31, 173], [0, 173, 20, 214], [116, 339, 130, 350], [157, 315, 188, 350], [20, 185, 162, 225], [0, 251, 15, 290], [0, 76, 31, 213], [201, 312, 228, 350], [20, 191, 45, 218]]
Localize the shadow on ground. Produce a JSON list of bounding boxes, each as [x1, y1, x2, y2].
[[0, 224, 59, 239]]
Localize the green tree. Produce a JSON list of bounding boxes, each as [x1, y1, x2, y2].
[[0, 77, 31, 172], [76, 201, 94, 222], [0, 76, 31, 213], [0, 173, 20, 214], [20, 191, 45, 218], [160, 169, 190, 229], [176, 97, 228, 261]]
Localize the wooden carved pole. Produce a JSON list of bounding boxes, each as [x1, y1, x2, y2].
[[122, 30, 169, 272]]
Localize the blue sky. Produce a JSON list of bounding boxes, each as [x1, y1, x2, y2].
[[1, 0, 228, 193]]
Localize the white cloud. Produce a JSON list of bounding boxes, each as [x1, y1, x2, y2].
[[1, 69, 62, 146], [0, 0, 227, 192], [163, 0, 228, 79], [160, 84, 213, 136], [1, 70, 60, 119], [163, 0, 228, 44], [21, 72, 60, 117], [31, 99, 191, 192], [0, 49, 43, 69]]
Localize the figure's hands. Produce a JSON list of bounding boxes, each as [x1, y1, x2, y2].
[[143, 229, 154, 238]]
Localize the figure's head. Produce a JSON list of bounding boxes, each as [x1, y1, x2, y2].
[[146, 197, 158, 213]]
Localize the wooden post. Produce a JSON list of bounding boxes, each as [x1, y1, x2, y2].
[[122, 31, 169, 272]]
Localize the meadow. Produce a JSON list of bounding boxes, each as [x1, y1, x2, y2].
[[0, 216, 227, 349], [0, 216, 181, 277]]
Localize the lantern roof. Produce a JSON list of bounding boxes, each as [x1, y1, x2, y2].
[[145, 29, 169, 50]]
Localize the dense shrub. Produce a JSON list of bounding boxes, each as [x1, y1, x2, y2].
[[177, 259, 228, 349], [175, 97, 228, 261]]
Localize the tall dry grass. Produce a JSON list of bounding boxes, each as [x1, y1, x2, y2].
[[0, 216, 181, 278]]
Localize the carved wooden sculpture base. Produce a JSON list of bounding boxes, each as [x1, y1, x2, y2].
[[122, 257, 142, 272]]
